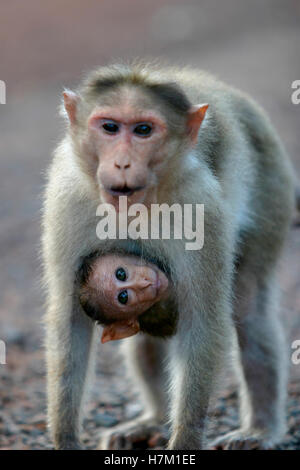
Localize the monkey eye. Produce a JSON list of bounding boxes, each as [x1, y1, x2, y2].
[[118, 290, 128, 305], [133, 123, 152, 137], [115, 267, 127, 281], [102, 122, 119, 134]]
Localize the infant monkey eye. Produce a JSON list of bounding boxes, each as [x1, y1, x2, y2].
[[103, 122, 119, 134], [118, 290, 128, 305], [133, 123, 152, 137], [115, 267, 127, 281]]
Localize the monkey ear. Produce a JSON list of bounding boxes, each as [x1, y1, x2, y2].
[[62, 89, 80, 126], [186, 104, 209, 145]]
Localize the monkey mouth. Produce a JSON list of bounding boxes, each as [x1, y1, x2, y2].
[[106, 185, 145, 197]]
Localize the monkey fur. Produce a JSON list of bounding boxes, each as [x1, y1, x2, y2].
[[42, 61, 295, 450]]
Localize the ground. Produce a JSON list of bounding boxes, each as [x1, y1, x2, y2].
[[0, 0, 299, 450]]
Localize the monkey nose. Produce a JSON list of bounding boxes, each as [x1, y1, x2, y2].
[[114, 162, 131, 170], [136, 278, 154, 290], [140, 280, 151, 288]]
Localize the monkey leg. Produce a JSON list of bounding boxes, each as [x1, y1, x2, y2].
[[212, 271, 288, 449], [46, 298, 97, 450], [167, 300, 234, 450], [99, 335, 169, 450]]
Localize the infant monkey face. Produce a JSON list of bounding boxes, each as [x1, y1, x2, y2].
[[80, 254, 169, 343], [89, 255, 169, 316]]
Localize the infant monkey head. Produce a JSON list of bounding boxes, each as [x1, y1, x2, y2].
[[78, 253, 169, 343]]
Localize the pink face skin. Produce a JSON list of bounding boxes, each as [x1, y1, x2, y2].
[[84, 254, 169, 343], [63, 88, 209, 211], [88, 104, 168, 210]]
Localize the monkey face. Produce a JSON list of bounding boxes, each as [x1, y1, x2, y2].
[[87, 254, 169, 315], [87, 95, 169, 209], [64, 83, 208, 210], [79, 254, 169, 342]]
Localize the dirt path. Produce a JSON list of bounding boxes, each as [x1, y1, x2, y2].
[[0, 0, 299, 450]]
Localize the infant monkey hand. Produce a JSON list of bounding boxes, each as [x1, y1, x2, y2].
[[101, 318, 140, 343]]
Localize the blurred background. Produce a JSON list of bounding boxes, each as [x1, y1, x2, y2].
[[0, 0, 299, 450]]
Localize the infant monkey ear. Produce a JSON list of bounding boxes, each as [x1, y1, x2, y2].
[[101, 318, 140, 343]]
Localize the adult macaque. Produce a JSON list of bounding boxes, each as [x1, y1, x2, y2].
[[43, 62, 296, 450], [78, 252, 171, 343]]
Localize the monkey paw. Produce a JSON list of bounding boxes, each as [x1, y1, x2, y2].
[[210, 430, 276, 450], [99, 419, 169, 450]]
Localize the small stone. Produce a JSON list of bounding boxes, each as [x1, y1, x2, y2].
[[94, 412, 119, 427], [124, 402, 143, 420]]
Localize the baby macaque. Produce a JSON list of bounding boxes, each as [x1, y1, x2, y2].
[[78, 253, 170, 343]]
